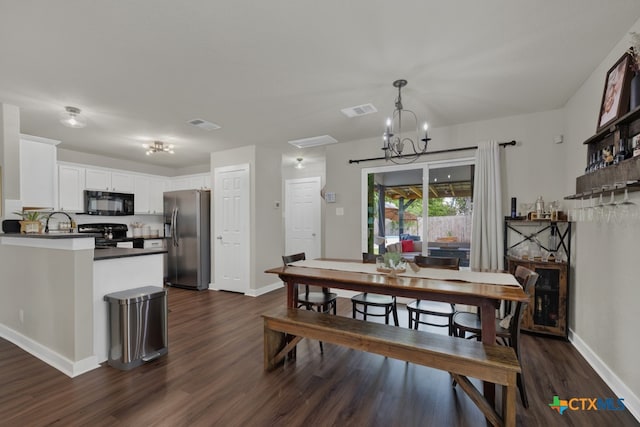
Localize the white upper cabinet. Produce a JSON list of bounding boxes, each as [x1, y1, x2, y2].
[[58, 164, 85, 212], [134, 175, 169, 214], [133, 175, 151, 213], [170, 173, 211, 190], [85, 168, 134, 193], [149, 178, 168, 214], [20, 135, 60, 208]]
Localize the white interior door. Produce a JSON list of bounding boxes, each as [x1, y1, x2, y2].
[[214, 164, 250, 293], [285, 177, 321, 259]]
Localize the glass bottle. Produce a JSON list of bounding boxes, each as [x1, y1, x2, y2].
[[548, 226, 557, 253], [615, 139, 627, 164], [535, 196, 544, 218]]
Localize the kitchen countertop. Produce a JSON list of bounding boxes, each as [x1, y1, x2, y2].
[[0, 232, 99, 239], [93, 247, 168, 261]]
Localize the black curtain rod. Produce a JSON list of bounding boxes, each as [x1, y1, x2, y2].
[[348, 140, 516, 164]]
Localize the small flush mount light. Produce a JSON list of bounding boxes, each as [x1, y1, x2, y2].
[[295, 158, 304, 169], [144, 141, 174, 155], [60, 106, 86, 128]]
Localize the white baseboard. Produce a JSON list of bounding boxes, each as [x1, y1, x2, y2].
[[0, 324, 100, 378], [569, 328, 639, 422], [209, 282, 284, 296], [245, 281, 283, 297]]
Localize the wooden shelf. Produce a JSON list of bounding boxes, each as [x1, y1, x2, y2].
[[583, 105, 640, 145], [565, 179, 640, 200]]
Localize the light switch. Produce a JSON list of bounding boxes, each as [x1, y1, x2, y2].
[[336, 207, 344, 216]]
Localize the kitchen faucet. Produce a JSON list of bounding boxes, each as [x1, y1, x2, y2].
[[44, 211, 74, 233]]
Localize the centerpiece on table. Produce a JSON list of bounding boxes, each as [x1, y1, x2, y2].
[[376, 252, 407, 276]]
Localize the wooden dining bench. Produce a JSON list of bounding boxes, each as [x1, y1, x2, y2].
[[263, 307, 521, 427]]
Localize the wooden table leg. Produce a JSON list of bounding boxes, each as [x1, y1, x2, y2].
[[282, 277, 298, 359], [479, 300, 497, 417]]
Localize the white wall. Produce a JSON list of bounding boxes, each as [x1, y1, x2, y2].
[[324, 109, 566, 259], [564, 18, 640, 415]]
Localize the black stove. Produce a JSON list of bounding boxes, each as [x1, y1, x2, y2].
[[77, 223, 142, 248]]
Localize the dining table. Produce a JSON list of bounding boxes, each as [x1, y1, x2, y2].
[[265, 258, 529, 413]]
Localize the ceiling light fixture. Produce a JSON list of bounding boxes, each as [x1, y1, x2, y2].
[[60, 106, 86, 128], [382, 79, 430, 164], [144, 141, 174, 155], [295, 157, 304, 169]]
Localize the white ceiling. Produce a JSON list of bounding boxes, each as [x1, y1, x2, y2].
[[2, 1, 640, 169]]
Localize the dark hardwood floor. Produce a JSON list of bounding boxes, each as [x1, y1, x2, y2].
[[0, 287, 637, 426]]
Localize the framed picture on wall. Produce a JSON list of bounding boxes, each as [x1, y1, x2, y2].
[[598, 53, 633, 132]]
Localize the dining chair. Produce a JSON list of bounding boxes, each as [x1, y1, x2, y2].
[[406, 255, 460, 335], [452, 265, 539, 408], [351, 253, 399, 326], [282, 252, 338, 353]]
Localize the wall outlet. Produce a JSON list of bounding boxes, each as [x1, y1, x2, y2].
[[336, 207, 344, 216], [19, 309, 24, 324]]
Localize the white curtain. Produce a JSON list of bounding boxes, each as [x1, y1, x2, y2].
[[471, 141, 504, 271]]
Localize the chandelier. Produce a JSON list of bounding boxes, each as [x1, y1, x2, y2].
[[382, 79, 430, 163], [144, 141, 174, 155]]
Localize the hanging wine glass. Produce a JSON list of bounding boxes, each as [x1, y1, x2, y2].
[[592, 193, 606, 224], [617, 188, 638, 226], [603, 192, 618, 224]]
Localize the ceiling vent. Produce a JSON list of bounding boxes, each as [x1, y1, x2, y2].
[[341, 103, 377, 118], [288, 135, 338, 149], [188, 118, 221, 131]]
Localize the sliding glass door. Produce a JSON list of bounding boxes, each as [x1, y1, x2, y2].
[[362, 158, 474, 267]]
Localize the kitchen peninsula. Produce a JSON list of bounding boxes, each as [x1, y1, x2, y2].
[[0, 233, 167, 377]]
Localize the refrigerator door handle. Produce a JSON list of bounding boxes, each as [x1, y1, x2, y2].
[[172, 207, 179, 247]]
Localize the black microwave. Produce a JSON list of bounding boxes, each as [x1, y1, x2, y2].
[[84, 190, 134, 216]]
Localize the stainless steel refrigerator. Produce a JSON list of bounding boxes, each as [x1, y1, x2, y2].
[[164, 189, 211, 290]]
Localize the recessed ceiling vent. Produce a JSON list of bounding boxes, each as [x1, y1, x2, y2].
[[188, 118, 221, 131], [341, 103, 377, 118], [288, 135, 338, 149]]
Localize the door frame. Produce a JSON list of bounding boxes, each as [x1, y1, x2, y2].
[[284, 176, 322, 258], [213, 163, 250, 293]]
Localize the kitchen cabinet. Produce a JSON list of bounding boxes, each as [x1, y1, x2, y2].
[[170, 173, 210, 190], [149, 178, 168, 214], [143, 238, 164, 249], [134, 175, 151, 213], [134, 176, 168, 214], [20, 135, 60, 209], [85, 168, 134, 193], [58, 164, 85, 211]]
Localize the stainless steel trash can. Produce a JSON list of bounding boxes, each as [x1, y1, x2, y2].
[[103, 286, 168, 370]]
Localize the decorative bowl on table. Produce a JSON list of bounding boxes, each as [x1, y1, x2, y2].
[[375, 254, 407, 277]]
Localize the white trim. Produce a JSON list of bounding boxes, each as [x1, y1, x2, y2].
[[0, 324, 100, 378], [20, 133, 61, 146], [245, 281, 284, 297], [208, 281, 282, 296], [569, 328, 640, 422]]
